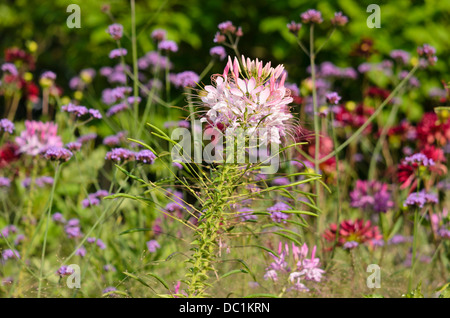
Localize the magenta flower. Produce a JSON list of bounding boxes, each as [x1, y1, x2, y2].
[[15, 121, 63, 156]]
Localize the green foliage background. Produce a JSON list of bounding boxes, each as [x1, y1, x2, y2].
[[1, 0, 449, 108]]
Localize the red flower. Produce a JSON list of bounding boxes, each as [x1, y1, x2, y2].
[[416, 112, 450, 147], [323, 219, 382, 246], [5, 47, 35, 70]]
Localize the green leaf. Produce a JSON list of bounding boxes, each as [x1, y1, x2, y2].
[[147, 273, 171, 291], [220, 269, 249, 280]]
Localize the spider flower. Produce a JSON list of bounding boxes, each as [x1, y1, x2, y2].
[[15, 121, 63, 156], [199, 55, 294, 144]]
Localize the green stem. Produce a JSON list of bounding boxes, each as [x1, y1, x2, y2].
[[408, 207, 420, 293], [37, 162, 61, 298]]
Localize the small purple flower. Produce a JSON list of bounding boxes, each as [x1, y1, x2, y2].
[[404, 191, 439, 209], [105, 148, 136, 163], [40, 71, 56, 81], [326, 92, 341, 105], [209, 46, 227, 60], [109, 48, 127, 59], [158, 40, 178, 52], [96, 238, 106, 250], [146, 239, 160, 253], [171, 71, 199, 88], [300, 9, 323, 24], [0, 119, 15, 134], [238, 208, 257, 222], [127, 96, 141, 105], [343, 241, 359, 250], [287, 21, 302, 35], [87, 237, 96, 244], [404, 153, 435, 167], [77, 133, 97, 144], [106, 103, 129, 117], [390, 49, 410, 65], [57, 265, 74, 276], [61, 104, 88, 117], [271, 211, 289, 224], [151, 28, 167, 42], [103, 131, 126, 147], [65, 226, 82, 239], [1, 225, 17, 238], [135, 150, 156, 164], [88, 109, 102, 119], [75, 246, 86, 257], [350, 180, 394, 213], [52, 212, 66, 223], [1, 63, 18, 76], [0, 177, 11, 188], [107, 23, 123, 40], [2, 249, 20, 261], [43, 147, 73, 162], [417, 44, 438, 66]]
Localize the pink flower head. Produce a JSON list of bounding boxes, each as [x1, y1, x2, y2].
[[199, 55, 294, 144], [15, 121, 63, 156]]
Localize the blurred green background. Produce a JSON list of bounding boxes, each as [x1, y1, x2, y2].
[[1, 0, 449, 98]]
